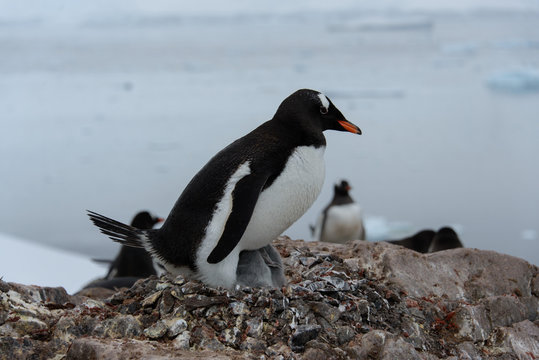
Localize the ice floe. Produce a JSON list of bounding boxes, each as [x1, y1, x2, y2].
[[486, 68, 539, 94]]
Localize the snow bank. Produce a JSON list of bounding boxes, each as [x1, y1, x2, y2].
[[0, 232, 103, 294]]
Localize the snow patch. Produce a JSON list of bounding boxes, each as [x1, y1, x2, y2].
[[0, 232, 103, 294]]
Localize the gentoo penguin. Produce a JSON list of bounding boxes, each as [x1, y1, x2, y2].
[[386, 229, 435, 253], [428, 227, 463, 252], [312, 180, 365, 243], [82, 211, 163, 291], [88, 89, 361, 289], [236, 244, 286, 288]]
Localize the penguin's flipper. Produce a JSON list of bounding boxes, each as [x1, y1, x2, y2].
[[206, 173, 268, 264]]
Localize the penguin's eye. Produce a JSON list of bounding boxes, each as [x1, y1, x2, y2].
[[320, 106, 328, 115]]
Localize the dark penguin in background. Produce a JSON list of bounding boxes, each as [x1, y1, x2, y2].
[[386, 226, 463, 253], [428, 227, 463, 252], [82, 211, 163, 291], [386, 229, 435, 253], [88, 89, 361, 289], [312, 180, 365, 243], [104, 211, 163, 279]]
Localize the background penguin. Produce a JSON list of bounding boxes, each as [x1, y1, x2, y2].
[[428, 227, 463, 252], [88, 89, 361, 289], [386, 229, 435, 253], [82, 211, 162, 290], [386, 226, 463, 253], [104, 211, 163, 279], [312, 180, 365, 243]]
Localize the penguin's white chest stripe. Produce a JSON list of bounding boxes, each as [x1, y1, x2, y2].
[[195, 161, 251, 288], [240, 145, 326, 250]]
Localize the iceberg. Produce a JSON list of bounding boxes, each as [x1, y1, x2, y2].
[[486, 68, 539, 94]]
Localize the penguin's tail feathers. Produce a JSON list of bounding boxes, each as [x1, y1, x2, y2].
[[87, 210, 150, 249]]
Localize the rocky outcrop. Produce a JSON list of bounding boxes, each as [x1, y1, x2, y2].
[[1, 238, 538, 359]]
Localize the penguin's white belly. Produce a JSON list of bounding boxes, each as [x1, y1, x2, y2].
[[240, 145, 326, 250], [320, 204, 363, 243], [193, 146, 325, 289]]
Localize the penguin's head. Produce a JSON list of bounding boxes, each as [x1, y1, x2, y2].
[[274, 89, 361, 135], [335, 180, 352, 196], [130, 211, 164, 229]]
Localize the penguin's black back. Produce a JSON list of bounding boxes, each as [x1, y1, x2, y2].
[[387, 229, 436, 253], [429, 227, 463, 252], [108, 246, 156, 278], [155, 118, 327, 270]]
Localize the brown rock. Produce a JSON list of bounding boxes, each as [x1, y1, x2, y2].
[[486, 320, 539, 359], [1, 238, 538, 359]]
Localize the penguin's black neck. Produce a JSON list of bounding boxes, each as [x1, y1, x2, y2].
[[268, 115, 327, 148], [330, 191, 354, 206]]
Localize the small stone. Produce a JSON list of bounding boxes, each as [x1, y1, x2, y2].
[[343, 258, 360, 272], [230, 301, 249, 315], [246, 317, 264, 337], [155, 282, 170, 291], [336, 325, 355, 345], [240, 336, 267, 352], [125, 301, 141, 314], [91, 315, 143, 338], [159, 289, 175, 315], [357, 299, 371, 321], [0, 280, 10, 293], [309, 302, 341, 323], [254, 296, 270, 308], [299, 257, 317, 267], [0, 315, 48, 336], [173, 275, 186, 286], [199, 337, 225, 351], [141, 290, 163, 307], [183, 295, 228, 311], [172, 330, 191, 349], [453, 304, 491, 342], [143, 320, 167, 339], [166, 318, 188, 338], [290, 324, 321, 352], [181, 282, 205, 295], [221, 327, 241, 345]]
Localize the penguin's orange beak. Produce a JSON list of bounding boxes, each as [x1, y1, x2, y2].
[[338, 120, 362, 135], [156, 217, 164, 223]]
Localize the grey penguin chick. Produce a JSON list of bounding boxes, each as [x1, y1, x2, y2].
[[312, 180, 365, 243], [88, 89, 361, 289], [236, 244, 286, 288]]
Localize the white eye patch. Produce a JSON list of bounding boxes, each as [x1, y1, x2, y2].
[[317, 93, 330, 113]]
